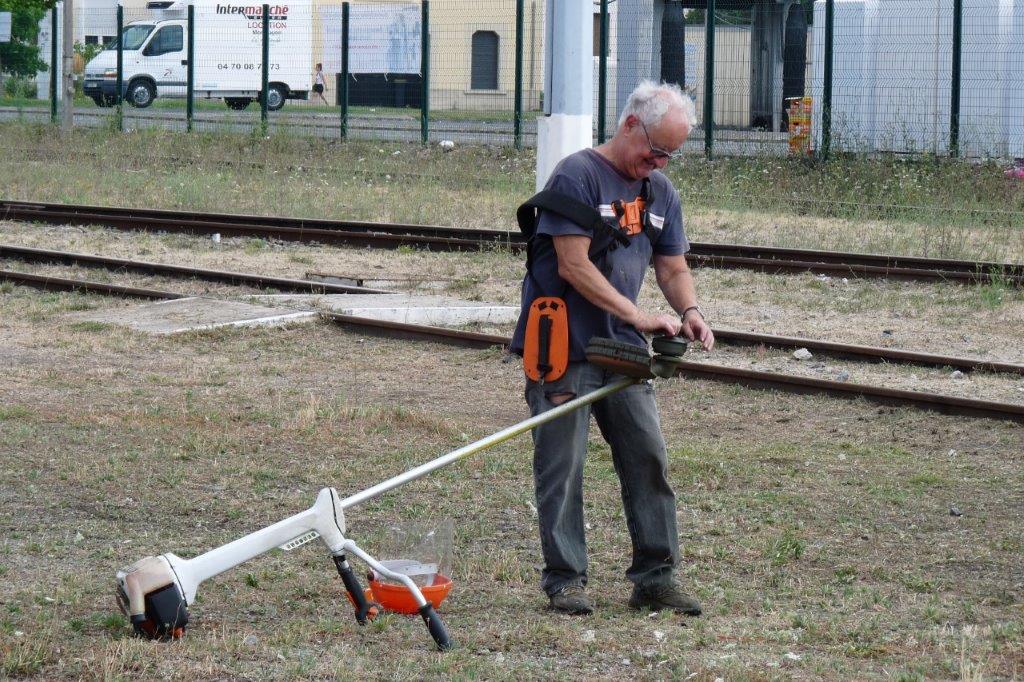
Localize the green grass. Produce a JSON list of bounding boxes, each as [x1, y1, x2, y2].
[[2, 119, 1021, 262], [0, 94, 543, 122]]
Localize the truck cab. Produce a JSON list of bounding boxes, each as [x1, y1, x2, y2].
[[83, 19, 186, 108], [83, 0, 310, 111]]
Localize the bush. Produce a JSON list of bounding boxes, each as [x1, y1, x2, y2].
[[3, 76, 38, 100]]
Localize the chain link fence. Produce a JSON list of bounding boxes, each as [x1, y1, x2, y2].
[[1, 0, 1022, 159]]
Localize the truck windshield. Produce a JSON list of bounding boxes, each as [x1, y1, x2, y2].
[[107, 25, 154, 51]]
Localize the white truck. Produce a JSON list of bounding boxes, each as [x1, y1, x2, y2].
[[83, 0, 312, 110]]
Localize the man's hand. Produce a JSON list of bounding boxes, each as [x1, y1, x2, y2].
[[630, 312, 683, 337], [679, 310, 715, 350]]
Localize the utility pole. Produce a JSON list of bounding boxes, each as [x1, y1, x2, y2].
[[62, 0, 74, 130]]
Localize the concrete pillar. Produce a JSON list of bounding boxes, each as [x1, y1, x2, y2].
[[751, 1, 792, 132], [535, 0, 594, 190]]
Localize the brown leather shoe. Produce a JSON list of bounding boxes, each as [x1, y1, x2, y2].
[[628, 583, 702, 616], [548, 585, 594, 615]]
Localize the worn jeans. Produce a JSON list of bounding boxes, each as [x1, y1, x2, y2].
[[526, 361, 679, 596]]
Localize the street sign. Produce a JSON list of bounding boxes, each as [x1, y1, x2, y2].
[[0, 12, 12, 43]]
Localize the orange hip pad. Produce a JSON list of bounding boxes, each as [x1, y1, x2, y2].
[[523, 296, 569, 382]]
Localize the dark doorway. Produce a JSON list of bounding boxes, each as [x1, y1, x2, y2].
[[471, 31, 499, 90], [782, 3, 808, 121]]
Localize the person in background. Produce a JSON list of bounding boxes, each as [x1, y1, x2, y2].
[[313, 63, 328, 105]]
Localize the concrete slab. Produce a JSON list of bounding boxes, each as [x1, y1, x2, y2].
[[246, 293, 520, 326], [69, 297, 317, 335]]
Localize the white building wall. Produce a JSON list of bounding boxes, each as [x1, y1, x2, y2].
[[77, 0, 119, 43], [812, 0, 1024, 157]]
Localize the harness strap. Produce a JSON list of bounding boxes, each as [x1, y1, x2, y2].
[[517, 190, 630, 289]]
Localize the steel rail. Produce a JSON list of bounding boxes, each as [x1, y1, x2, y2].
[[320, 313, 1024, 423], [0, 244, 390, 295], [3, 200, 1022, 284], [0, 269, 182, 299], [685, 254, 1024, 285], [686, 242, 1024, 277], [713, 328, 1024, 376], [1, 206, 489, 252], [0, 200, 512, 246]]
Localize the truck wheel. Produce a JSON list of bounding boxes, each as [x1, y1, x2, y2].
[[263, 84, 287, 111], [127, 80, 155, 108], [225, 97, 252, 111]]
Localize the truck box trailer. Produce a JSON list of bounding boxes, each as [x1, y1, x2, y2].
[[83, 0, 312, 110]]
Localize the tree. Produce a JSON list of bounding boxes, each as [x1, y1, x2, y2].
[[0, 0, 58, 78]]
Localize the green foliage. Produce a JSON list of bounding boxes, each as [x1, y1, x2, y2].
[[74, 40, 103, 66], [0, 0, 57, 78], [2, 75, 35, 98]]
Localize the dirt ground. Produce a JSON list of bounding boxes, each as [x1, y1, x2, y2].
[[1, 222, 1022, 679]]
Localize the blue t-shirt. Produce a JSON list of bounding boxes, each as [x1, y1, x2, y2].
[[511, 148, 690, 361]]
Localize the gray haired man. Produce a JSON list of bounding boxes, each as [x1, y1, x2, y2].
[[511, 81, 714, 616]]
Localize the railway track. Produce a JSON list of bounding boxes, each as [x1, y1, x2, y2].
[[0, 269, 182, 299], [5, 244, 1024, 379], [2, 256, 1021, 421], [0, 243, 388, 295], [3, 200, 1023, 286], [320, 313, 1024, 424]]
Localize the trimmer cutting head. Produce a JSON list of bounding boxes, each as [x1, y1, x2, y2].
[[115, 555, 189, 640], [585, 337, 656, 378], [585, 335, 688, 379]]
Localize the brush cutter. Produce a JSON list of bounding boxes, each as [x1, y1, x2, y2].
[[115, 336, 688, 650]]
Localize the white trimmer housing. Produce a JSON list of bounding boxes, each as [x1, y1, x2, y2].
[[116, 487, 347, 637]]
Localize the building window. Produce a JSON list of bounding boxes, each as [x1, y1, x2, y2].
[[85, 35, 99, 45], [470, 31, 498, 90]]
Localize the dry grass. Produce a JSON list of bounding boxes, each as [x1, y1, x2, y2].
[[1, 281, 1022, 679], [1, 121, 1023, 679]]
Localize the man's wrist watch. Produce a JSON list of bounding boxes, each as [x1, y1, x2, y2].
[[681, 305, 704, 321]]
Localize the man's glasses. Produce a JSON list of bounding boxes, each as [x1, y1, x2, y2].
[[640, 121, 685, 161]]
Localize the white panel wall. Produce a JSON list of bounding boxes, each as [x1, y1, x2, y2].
[[812, 0, 1024, 156]]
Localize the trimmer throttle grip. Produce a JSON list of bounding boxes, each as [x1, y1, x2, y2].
[[333, 555, 373, 625], [418, 603, 452, 651]]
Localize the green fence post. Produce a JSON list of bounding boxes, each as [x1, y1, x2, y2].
[[116, 4, 123, 132], [186, 3, 194, 132], [703, 0, 715, 159], [597, 0, 609, 144], [950, 0, 962, 157], [261, 3, 269, 133], [50, 7, 58, 123], [420, 0, 430, 145], [513, 0, 524, 149], [340, 2, 349, 140], [821, 0, 834, 160]]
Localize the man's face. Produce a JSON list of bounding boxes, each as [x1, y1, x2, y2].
[[622, 109, 689, 181]]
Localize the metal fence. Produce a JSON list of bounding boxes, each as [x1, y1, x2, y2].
[[2, 0, 1021, 159]]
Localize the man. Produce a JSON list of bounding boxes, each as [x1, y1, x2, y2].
[[511, 81, 714, 616]]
